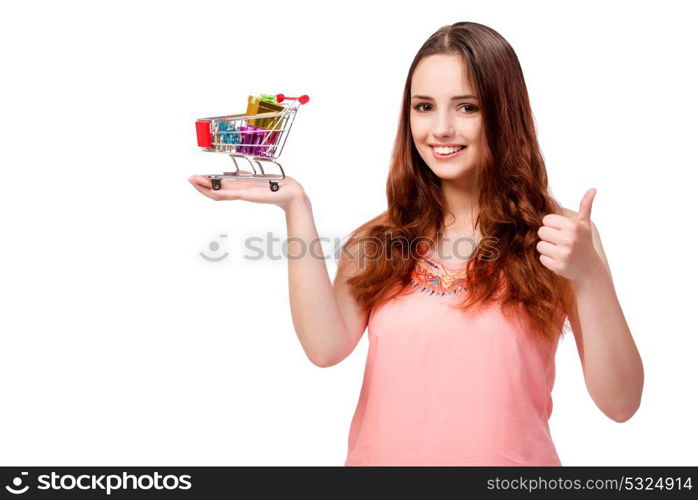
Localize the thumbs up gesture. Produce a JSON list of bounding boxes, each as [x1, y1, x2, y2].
[[536, 188, 604, 284]]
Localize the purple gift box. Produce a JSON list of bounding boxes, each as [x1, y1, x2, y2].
[[238, 125, 278, 157]]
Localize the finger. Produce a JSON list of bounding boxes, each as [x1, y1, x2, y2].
[[536, 240, 561, 258], [217, 176, 267, 191], [190, 181, 216, 199], [188, 174, 210, 183], [539, 253, 557, 272], [537, 225, 568, 245], [577, 188, 597, 223], [542, 213, 575, 230], [189, 175, 213, 188]]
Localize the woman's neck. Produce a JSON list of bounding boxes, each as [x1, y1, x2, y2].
[[440, 177, 479, 233]]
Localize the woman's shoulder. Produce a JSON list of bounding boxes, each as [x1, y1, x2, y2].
[[335, 212, 388, 275]]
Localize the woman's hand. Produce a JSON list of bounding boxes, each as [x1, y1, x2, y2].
[[536, 188, 605, 284], [188, 171, 307, 211]]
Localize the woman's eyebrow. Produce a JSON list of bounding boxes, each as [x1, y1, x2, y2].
[[411, 94, 479, 100]]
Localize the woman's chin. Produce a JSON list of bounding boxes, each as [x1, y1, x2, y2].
[[427, 165, 473, 180]]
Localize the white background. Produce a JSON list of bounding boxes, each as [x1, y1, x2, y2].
[[1, 0, 696, 466]]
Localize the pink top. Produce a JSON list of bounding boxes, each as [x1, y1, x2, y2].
[[344, 255, 565, 466]]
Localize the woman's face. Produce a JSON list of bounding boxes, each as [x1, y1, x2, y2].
[[410, 53, 483, 182]]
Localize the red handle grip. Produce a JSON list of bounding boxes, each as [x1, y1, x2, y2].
[[276, 93, 310, 105]]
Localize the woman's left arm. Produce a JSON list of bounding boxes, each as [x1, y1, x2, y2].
[[536, 189, 644, 422]]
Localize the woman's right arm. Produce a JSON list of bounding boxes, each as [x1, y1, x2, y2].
[[285, 193, 369, 367]]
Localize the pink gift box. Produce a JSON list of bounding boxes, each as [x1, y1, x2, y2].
[[239, 125, 279, 156]]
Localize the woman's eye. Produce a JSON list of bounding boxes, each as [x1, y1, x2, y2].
[[412, 103, 478, 113]]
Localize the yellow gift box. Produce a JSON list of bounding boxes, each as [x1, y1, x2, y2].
[[245, 95, 284, 129]]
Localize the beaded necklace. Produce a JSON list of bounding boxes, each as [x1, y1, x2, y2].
[[410, 255, 497, 296]]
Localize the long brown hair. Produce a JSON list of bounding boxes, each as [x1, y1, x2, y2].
[[335, 22, 570, 343]]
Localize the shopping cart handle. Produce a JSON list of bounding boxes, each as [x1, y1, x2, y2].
[[276, 93, 310, 105]]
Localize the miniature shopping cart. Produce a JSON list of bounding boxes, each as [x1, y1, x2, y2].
[[195, 93, 310, 192]]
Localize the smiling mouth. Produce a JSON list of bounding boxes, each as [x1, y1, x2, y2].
[[430, 145, 467, 159]]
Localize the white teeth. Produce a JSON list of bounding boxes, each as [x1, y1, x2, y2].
[[432, 146, 464, 154]]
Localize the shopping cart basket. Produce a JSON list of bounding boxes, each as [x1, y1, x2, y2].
[[195, 93, 310, 192]]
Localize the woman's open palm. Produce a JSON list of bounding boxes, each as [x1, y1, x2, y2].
[[188, 171, 306, 210]]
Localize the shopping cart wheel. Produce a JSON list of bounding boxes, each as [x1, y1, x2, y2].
[[211, 178, 221, 190], [269, 181, 279, 192]]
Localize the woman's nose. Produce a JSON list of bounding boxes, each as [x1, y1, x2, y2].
[[432, 111, 455, 138]]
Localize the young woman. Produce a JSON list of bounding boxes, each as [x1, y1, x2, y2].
[[188, 22, 644, 466]]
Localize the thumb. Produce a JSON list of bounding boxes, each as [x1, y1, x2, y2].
[[576, 188, 597, 223]]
